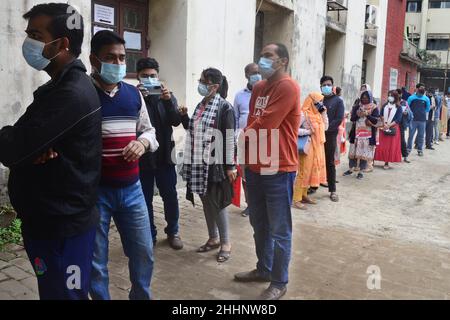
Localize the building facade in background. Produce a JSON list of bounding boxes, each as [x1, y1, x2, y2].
[[0, 0, 391, 192], [381, 0, 421, 102], [406, 0, 450, 92]]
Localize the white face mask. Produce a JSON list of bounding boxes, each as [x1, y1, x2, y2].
[[388, 96, 395, 104]]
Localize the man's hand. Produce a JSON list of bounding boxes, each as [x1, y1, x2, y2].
[[123, 140, 147, 162], [178, 105, 188, 116], [161, 83, 171, 101], [34, 148, 58, 165], [226, 169, 237, 183]]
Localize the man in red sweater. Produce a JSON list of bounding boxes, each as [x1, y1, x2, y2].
[[235, 43, 301, 300]]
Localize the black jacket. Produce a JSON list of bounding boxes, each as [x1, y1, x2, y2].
[[138, 89, 182, 170], [323, 95, 345, 135], [0, 60, 102, 239]]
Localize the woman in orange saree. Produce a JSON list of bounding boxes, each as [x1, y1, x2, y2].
[[293, 92, 329, 210]]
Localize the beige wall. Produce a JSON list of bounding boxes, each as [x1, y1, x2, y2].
[[427, 9, 450, 34], [147, 0, 188, 107], [324, 29, 346, 87]]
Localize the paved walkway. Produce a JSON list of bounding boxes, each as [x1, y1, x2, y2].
[[1, 140, 450, 300]]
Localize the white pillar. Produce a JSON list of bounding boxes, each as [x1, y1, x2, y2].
[[419, 0, 428, 50]]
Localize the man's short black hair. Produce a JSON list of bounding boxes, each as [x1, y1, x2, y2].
[[136, 58, 160, 73], [23, 3, 84, 57], [416, 83, 425, 89], [91, 30, 125, 56], [267, 43, 290, 69], [320, 75, 334, 85]]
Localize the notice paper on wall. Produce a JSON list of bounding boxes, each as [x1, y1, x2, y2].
[[124, 31, 142, 50], [94, 4, 115, 26]]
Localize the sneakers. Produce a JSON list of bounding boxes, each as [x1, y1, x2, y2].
[[260, 285, 287, 300], [404, 157, 411, 163], [356, 173, 364, 180], [426, 146, 435, 150], [168, 234, 184, 250], [234, 269, 271, 283], [418, 151, 424, 157]]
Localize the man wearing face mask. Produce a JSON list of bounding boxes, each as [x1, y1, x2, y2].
[[234, 43, 300, 300], [88, 31, 159, 300], [320, 76, 345, 202], [233, 63, 261, 217], [135, 57, 184, 250], [407, 83, 431, 157], [0, 4, 102, 300]]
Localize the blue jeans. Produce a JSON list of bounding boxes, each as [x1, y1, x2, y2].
[[89, 181, 154, 300], [140, 165, 180, 241], [23, 227, 96, 300], [245, 169, 296, 289], [407, 121, 426, 152]]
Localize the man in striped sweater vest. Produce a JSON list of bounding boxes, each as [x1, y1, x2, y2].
[[88, 31, 159, 300]]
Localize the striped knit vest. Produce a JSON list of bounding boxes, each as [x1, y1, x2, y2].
[[96, 82, 142, 188]]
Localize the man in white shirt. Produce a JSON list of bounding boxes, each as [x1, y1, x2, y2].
[[233, 63, 261, 217]]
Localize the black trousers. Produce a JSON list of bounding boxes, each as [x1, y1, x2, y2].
[[447, 118, 450, 136], [400, 125, 408, 157], [324, 132, 338, 193], [425, 120, 434, 148]]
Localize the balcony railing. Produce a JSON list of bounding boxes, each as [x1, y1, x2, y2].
[[401, 38, 422, 65]]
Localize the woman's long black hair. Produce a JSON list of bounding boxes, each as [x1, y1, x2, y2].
[[202, 68, 229, 99]]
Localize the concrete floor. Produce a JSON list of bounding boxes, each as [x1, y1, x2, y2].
[[1, 139, 450, 300]]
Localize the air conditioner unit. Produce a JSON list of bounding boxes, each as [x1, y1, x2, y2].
[[366, 5, 378, 28]]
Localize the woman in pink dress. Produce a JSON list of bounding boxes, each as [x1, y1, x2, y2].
[[374, 90, 403, 169]]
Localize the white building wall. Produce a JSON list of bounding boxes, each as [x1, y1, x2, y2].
[[292, 0, 328, 101], [371, 0, 388, 101], [341, 0, 366, 107]]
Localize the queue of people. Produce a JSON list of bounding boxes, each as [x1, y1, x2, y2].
[[1, 3, 450, 302]]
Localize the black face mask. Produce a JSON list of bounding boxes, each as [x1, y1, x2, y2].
[[418, 89, 425, 95]]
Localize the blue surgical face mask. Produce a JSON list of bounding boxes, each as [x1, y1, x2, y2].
[[198, 83, 211, 97], [321, 85, 333, 96], [22, 37, 62, 71], [249, 74, 262, 86], [258, 57, 276, 79], [95, 56, 127, 84]]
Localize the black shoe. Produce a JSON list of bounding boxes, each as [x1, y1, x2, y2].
[[234, 269, 271, 283], [426, 146, 435, 150], [343, 170, 353, 176], [260, 285, 287, 300], [241, 207, 249, 217], [168, 234, 184, 250], [356, 173, 363, 180], [418, 151, 424, 157]]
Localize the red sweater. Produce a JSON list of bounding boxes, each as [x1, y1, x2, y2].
[[245, 75, 301, 174]]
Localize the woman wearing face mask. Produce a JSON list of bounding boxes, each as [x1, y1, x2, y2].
[[293, 93, 328, 210], [374, 91, 403, 169], [181, 68, 236, 263], [344, 91, 380, 180]]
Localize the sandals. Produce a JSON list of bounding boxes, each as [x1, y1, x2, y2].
[[330, 192, 339, 202], [293, 202, 307, 210], [343, 170, 353, 176], [196, 241, 221, 253], [302, 197, 317, 205], [217, 250, 231, 263]]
